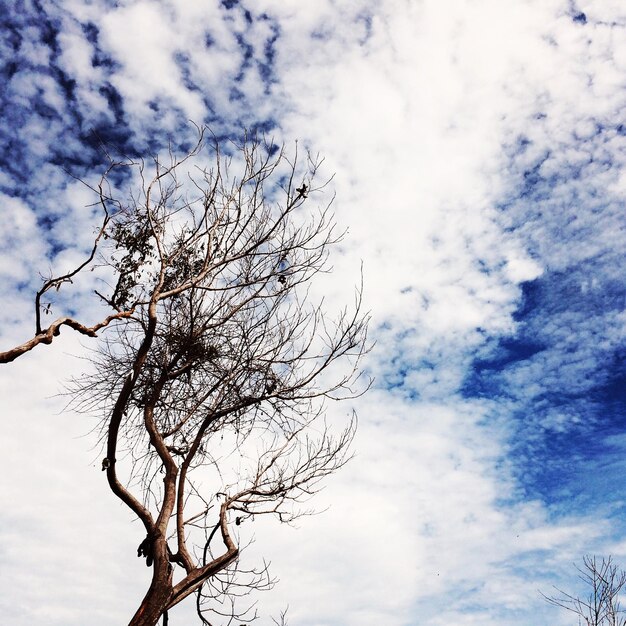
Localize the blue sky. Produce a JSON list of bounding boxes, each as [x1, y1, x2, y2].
[[1, 1, 625, 625]]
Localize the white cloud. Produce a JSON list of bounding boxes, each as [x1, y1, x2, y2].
[[99, 2, 206, 121], [0, 194, 46, 284]]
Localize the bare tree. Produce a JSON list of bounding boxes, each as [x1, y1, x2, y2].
[[543, 556, 626, 626], [1, 129, 370, 626]]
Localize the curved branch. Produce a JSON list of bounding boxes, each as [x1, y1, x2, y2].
[[105, 301, 159, 533], [34, 191, 111, 334], [167, 500, 239, 610], [0, 309, 135, 364]]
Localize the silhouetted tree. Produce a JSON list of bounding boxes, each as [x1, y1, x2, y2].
[[1, 129, 370, 626], [543, 555, 626, 626]]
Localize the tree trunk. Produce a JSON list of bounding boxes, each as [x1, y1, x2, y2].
[[128, 537, 174, 626]]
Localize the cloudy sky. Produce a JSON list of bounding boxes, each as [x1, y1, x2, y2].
[[1, 0, 625, 624]]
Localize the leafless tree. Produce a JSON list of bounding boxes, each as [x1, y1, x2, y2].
[[542, 556, 626, 626], [271, 607, 290, 626], [1, 129, 370, 626]]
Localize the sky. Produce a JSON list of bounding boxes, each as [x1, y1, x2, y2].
[[0, 0, 625, 625]]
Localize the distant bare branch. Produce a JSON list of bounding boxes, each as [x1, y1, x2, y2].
[[543, 556, 626, 626]]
